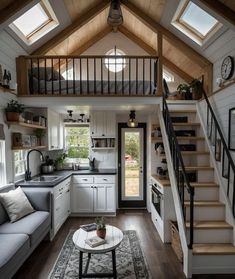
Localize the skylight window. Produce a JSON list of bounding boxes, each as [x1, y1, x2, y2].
[[9, 1, 58, 45], [171, 0, 222, 46]]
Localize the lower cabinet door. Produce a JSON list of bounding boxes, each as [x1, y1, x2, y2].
[[94, 184, 115, 212], [94, 185, 106, 212], [72, 184, 93, 213], [53, 193, 62, 234]]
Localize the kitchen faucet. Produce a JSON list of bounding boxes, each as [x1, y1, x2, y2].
[[25, 149, 45, 181]]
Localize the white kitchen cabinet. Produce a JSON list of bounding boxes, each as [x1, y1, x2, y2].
[[72, 184, 94, 213], [90, 112, 116, 137], [71, 175, 116, 214], [52, 177, 71, 237], [47, 109, 63, 150]]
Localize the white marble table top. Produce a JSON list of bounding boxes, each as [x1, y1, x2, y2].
[[72, 225, 123, 254]]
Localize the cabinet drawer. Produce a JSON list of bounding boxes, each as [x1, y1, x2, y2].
[[73, 176, 94, 184], [94, 175, 115, 184]]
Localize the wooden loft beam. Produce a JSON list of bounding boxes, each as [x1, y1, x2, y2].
[[32, 0, 110, 55], [198, 0, 235, 27], [121, 0, 212, 68], [0, 0, 32, 25], [119, 26, 194, 83], [71, 27, 111, 55]]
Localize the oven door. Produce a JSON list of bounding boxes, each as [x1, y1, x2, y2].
[[151, 185, 163, 217]]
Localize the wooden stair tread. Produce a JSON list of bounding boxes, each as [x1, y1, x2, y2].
[[186, 221, 232, 229], [172, 123, 200, 126], [169, 110, 196, 113], [177, 136, 204, 140], [181, 151, 209, 155], [193, 244, 235, 255], [185, 200, 224, 207], [180, 166, 214, 171], [190, 182, 218, 187]]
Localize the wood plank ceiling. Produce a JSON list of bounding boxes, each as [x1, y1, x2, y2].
[[218, 0, 235, 12], [34, 0, 212, 87]]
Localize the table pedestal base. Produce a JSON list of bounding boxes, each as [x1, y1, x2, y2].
[[79, 249, 117, 279]]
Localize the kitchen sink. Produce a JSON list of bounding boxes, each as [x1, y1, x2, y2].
[[31, 176, 60, 182]]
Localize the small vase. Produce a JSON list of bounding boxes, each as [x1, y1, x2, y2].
[[96, 229, 106, 239]]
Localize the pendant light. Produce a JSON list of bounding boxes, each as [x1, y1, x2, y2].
[[107, 0, 123, 32], [127, 110, 138, 128]]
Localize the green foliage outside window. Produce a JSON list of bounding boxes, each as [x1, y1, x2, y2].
[[65, 127, 89, 164]]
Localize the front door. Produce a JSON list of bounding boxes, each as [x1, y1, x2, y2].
[[118, 123, 146, 208]]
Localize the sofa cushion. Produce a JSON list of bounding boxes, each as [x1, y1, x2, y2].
[[0, 184, 15, 225], [0, 187, 35, 223], [0, 233, 30, 279], [0, 211, 50, 246]]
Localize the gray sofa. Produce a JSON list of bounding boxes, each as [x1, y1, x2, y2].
[[0, 185, 51, 279]]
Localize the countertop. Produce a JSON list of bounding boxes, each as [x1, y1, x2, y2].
[[16, 169, 117, 187]]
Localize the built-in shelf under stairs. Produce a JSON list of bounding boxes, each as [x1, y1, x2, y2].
[[167, 103, 235, 275]]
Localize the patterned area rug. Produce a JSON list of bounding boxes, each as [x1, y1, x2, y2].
[[48, 230, 151, 279]]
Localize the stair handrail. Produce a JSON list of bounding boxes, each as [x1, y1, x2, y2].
[[162, 91, 195, 249], [201, 89, 235, 217]]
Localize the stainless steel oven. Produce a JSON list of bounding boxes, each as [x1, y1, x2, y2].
[[151, 183, 163, 218]]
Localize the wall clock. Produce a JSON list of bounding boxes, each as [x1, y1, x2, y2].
[[221, 55, 234, 80]]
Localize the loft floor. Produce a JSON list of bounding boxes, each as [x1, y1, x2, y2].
[[13, 210, 235, 279]]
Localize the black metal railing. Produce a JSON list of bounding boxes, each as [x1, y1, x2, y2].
[[162, 91, 195, 249], [22, 55, 158, 96], [202, 89, 235, 217]]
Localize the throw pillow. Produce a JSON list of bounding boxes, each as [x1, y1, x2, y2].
[[0, 187, 35, 223]]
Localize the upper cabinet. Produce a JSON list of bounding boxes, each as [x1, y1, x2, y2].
[[90, 111, 116, 137], [47, 109, 63, 150]]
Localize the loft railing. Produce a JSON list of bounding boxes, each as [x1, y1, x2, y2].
[[162, 89, 195, 249], [202, 89, 235, 217], [16, 55, 158, 96]]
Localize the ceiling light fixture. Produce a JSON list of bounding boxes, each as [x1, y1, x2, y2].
[[107, 0, 123, 32], [127, 110, 138, 128]]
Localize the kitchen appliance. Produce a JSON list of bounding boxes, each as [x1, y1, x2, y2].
[[151, 183, 163, 218], [41, 165, 54, 174]]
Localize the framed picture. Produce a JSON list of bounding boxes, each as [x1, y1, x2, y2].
[[12, 133, 22, 147], [228, 108, 235, 151], [22, 135, 31, 147], [30, 135, 38, 147], [215, 139, 221, 161]]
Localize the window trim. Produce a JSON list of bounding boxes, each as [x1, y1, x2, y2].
[[9, 0, 59, 45], [171, 0, 222, 46], [13, 150, 26, 179], [105, 48, 127, 73]]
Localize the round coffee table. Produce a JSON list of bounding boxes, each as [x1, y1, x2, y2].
[[73, 225, 123, 279]]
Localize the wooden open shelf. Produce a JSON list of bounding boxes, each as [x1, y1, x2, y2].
[[6, 121, 46, 129], [0, 85, 16, 94], [12, 145, 47, 151]]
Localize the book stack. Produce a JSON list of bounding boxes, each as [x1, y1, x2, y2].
[[85, 236, 106, 248], [80, 223, 97, 232]]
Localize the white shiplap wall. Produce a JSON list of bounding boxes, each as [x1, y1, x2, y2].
[[198, 29, 235, 161]]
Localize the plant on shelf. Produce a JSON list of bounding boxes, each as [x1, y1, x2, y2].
[[5, 99, 24, 122], [176, 83, 191, 100], [54, 152, 67, 170], [33, 129, 46, 146], [95, 216, 106, 239], [190, 79, 203, 100]]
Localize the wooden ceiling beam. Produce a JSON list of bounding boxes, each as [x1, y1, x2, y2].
[[0, 0, 33, 25], [121, 0, 211, 68], [32, 0, 110, 55], [119, 26, 194, 83], [197, 0, 235, 27]]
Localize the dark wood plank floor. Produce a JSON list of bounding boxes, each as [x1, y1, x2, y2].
[[13, 210, 235, 279]]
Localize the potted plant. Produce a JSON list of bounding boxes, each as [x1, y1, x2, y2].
[[54, 152, 67, 170], [95, 216, 106, 239], [5, 99, 24, 122], [190, 79, 203, 100], [33, 129, 46, 146], [176, 83, 191, 100]]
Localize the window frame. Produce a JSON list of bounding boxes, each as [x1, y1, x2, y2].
[[64, 124, 90, 167], [171, 0, 222, 46], [13, 150, 26, 179], [0, 140, 6, 187], [105, 48, 127, 73], [9, 0, 59, 45]]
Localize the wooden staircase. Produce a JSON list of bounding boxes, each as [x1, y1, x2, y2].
[[168, 105, 235, 275]]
